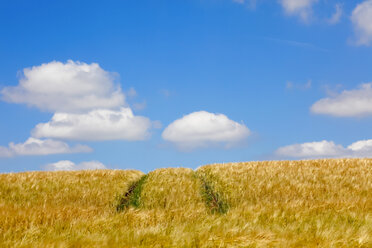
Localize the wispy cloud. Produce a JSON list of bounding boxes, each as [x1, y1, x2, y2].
[[351, 0, 372, 46], [232, 0, 258, 9], [125, 87, 138, 98], [132, 101, 147, 111], [327, 3, 343, 25], [159, 89, 172, 98], [286, 80, 312, 90], [279, 0, 318, 22], [263, 37, 329, 52]]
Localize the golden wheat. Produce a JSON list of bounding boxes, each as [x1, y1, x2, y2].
[[197, 159, 372, 247], [0, 169, 144, 247], [0, 159, 371, 247]]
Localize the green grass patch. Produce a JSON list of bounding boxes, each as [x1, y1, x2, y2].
[[116, 174, 148, 212], [196, 173, 229, 214]]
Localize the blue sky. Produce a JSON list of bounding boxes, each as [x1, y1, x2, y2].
[[1, 0, 372, 173]]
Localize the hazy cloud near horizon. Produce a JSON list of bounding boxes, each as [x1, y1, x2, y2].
[[44, 160, 107, 171], [276, 139, 372, 159], [0, 138, 92, 157]]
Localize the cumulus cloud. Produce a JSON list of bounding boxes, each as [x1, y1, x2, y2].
[[351, 0, 372, 46], [0, 60, 154, 154], [1, 60, 124, 113], [311, 83, 372, 117], [279, 0, 318, 22], [32, 108, 152, 141], [44, 160, 107, 171], [327, 3, 343, 25], [0, 138, 91, 158], [276, 139, 372, 159], [162, 111, 250, 150]]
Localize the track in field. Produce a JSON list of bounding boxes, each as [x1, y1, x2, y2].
[[116, 168, 229, 214]]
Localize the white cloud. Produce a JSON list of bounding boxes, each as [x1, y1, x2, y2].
[[1, 60, 124, 113], [1, 60, 154, 148], [311, 83, 372, 117], [351, 0, 372, 46], [347, 139, 372, 156], [32, 108, 152, 141], [0, 138, 91, 158], [327, 3, 343, 25], [279, 0, 318, 22], [276, 139, 372, 158], [162, 111, 250, 150], [276, 140, 345, 158], [44, 160, 107, 171]]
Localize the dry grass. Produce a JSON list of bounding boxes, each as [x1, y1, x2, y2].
[[0, 159, 371, 247]]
